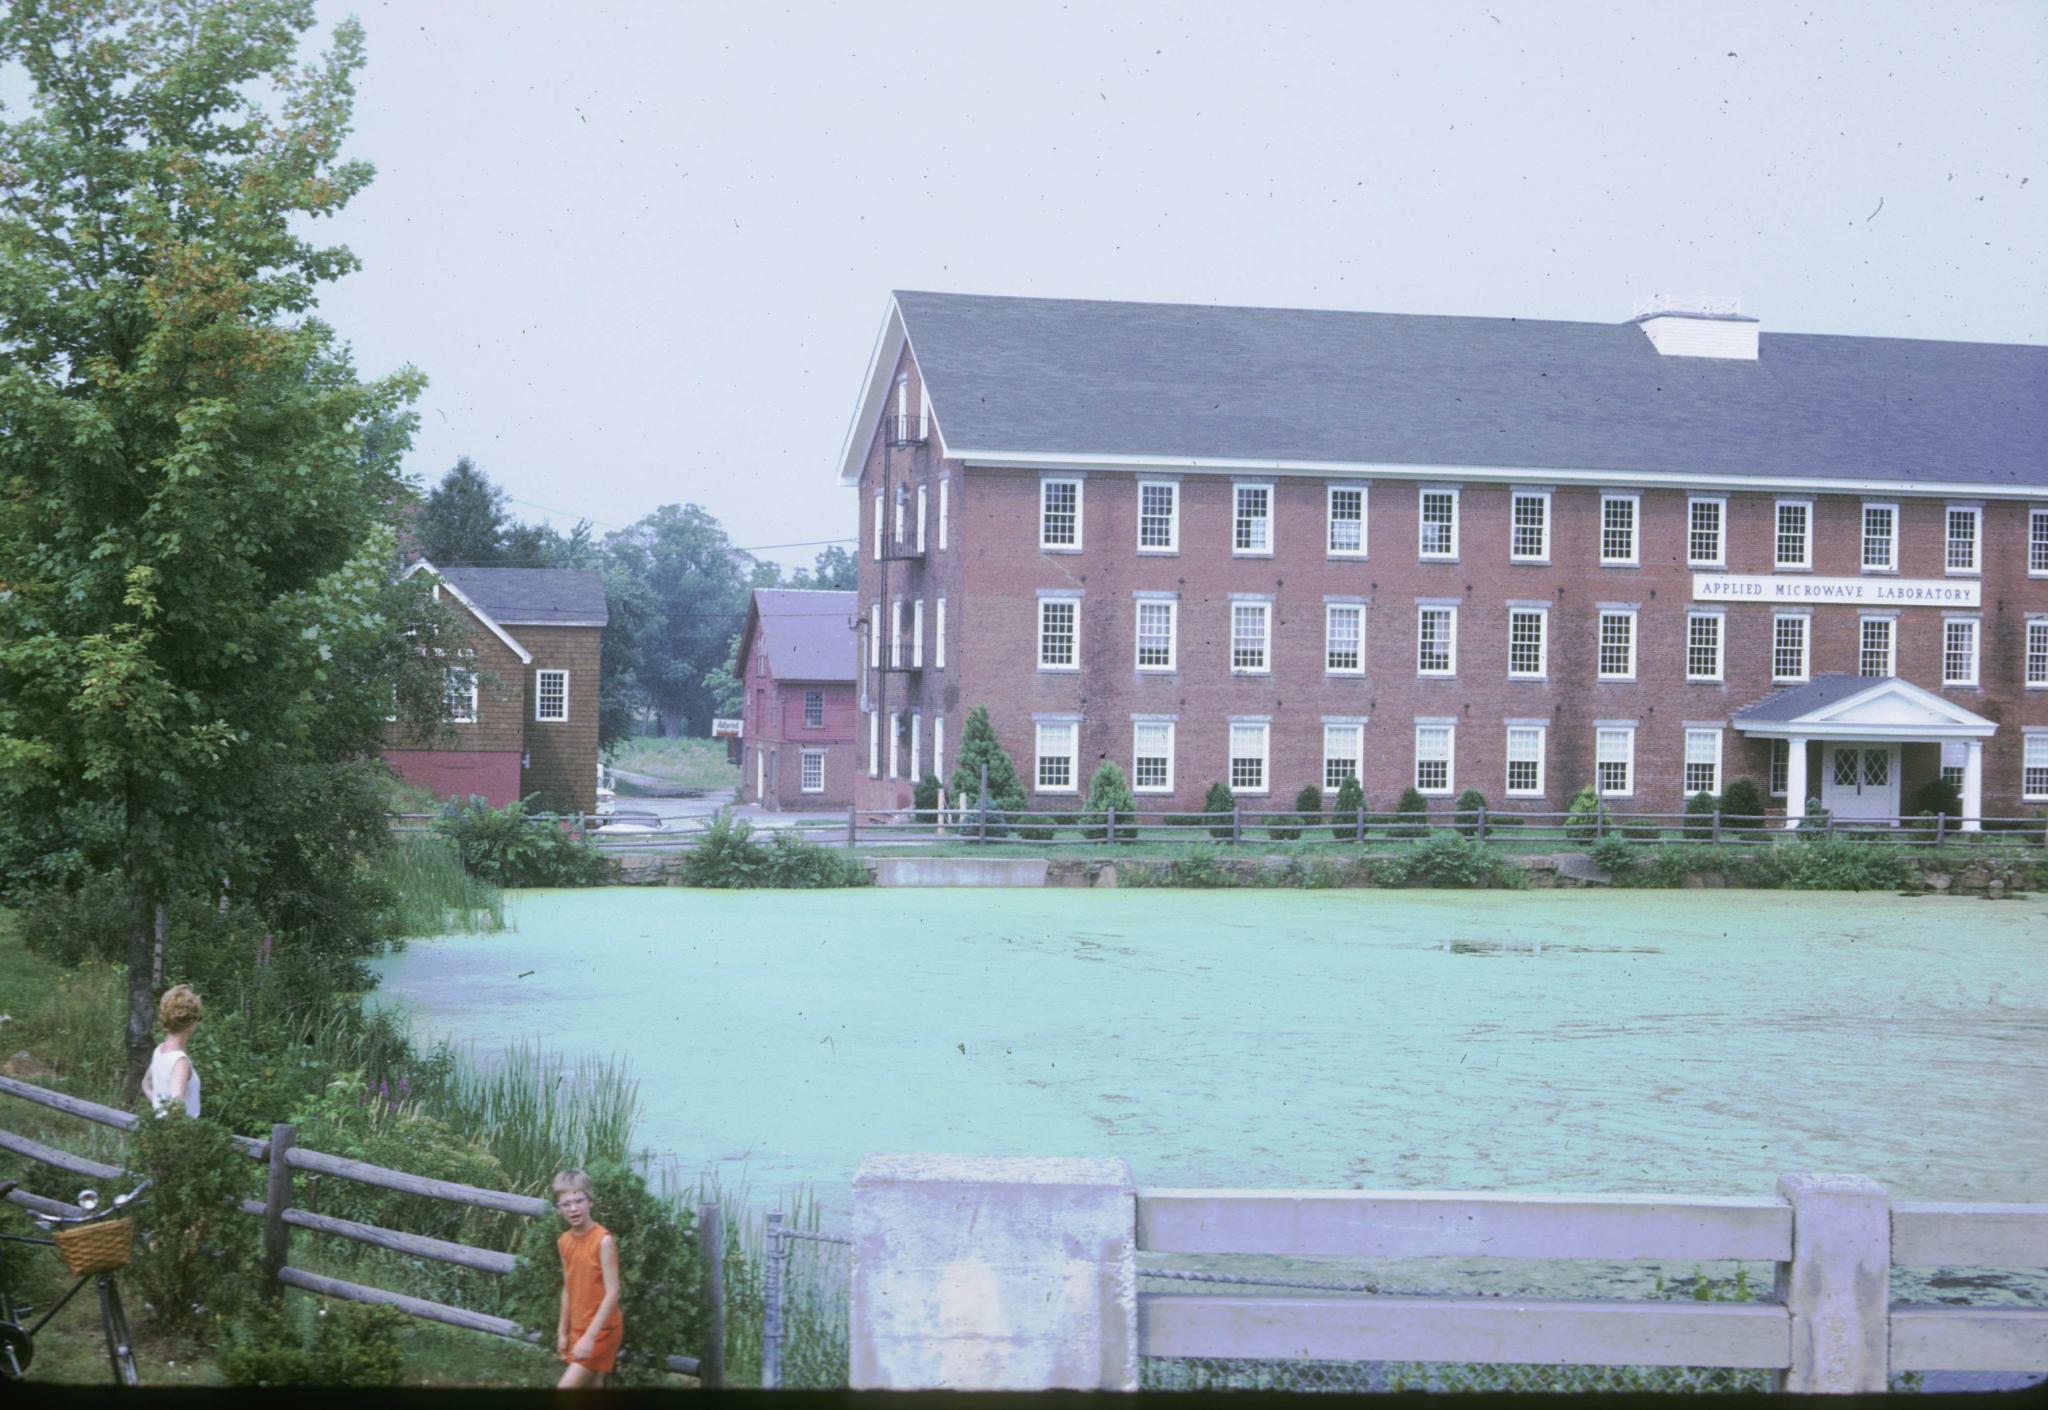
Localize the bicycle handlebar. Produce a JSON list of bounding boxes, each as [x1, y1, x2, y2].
[[31, 1180, 152, 1229]]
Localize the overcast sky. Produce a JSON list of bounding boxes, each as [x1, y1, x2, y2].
[[309, 0, 2045, 571]]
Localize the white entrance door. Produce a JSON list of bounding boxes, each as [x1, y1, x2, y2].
[[1821, 743, 1898, 823]]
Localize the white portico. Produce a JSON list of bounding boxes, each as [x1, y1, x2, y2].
[[1732, 676, 1997, 830]]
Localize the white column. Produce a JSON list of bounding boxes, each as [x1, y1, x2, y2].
[[1784, 736, 1808, 828], [850, 1155, 1136, 1391], [1960, 738, 1984, 832]]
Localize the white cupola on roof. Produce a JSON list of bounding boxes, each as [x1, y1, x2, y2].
[[1633, 294, 1759, 360]]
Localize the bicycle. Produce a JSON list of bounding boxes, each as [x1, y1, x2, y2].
[[1, 1176, 151, 1386]]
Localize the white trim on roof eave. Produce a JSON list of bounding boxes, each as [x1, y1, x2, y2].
[[1733, 719, 1994, 740], [1804, 676, 1996, 728], [945, 449, 2041, 500], [833, 296, 908, 487], [400, 560, 534, 665]]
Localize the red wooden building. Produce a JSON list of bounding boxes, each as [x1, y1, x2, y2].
[[735, 588, 860, 809]]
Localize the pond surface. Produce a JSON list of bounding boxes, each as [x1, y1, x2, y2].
[[372, 888, 2048, 1219]]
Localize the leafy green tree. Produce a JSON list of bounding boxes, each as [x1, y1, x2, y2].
[[602, 504, 753, 737], [414, 456, 510, 565], [799, 544, 859, 591], [1331, 774, 1365, 840], [0, 0, 452, 1089], [1720, 777, 1768, 837], [702, 632, 745, 718], [949, 705, 1027, 813]]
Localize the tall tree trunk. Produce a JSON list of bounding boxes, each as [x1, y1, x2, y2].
[[122, 890, 156, 1102], [153, 901, 169, 989]]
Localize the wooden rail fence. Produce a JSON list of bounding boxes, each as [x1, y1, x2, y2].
[[0, 1074, 720, 1385]]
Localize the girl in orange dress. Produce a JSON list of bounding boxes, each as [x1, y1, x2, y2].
[[552, 1169, 624, 1388]]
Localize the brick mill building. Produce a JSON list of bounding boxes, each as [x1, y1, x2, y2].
[[837, 291, 2047, 827], [384, 562, 609, 814], [734, 588, 861, 809]]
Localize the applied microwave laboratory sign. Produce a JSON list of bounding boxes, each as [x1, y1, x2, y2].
[[1691, 574, 1981, 607]]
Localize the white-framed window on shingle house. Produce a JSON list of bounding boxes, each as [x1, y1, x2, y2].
[[1775, 499, 1812, 570], [1510, 489, 1551, 563], [1322, 721, 1364, 792], [1505, 723, 1544, 797], [1686, 610, 1723, 682], [1229, 720, 1270, 795], [1861, 503, 1898, 572], [1138, 480, 1179, 553], [1507, 606, 1547, 679], [1687, 496, 1726, 567], [445, 666, 478, 724], [1231, 599, 1272, 674], [1419, 487, 1459, 560], [1942, 616, 1979, 687], [1326, 484, 1367, 557], [1773, 612, 1811, 683], [1945, 504, 1981, 574], [1414, 722, 1455, 796], [1859, 615, 1896, 678], [535, 669, 568, 722], [1037, 596, 1079, 670], [1035, 719, 1079, 793], [1600, 493, 1640, 566], [1234, 482, 1273, 555], [1040, 476, 1082, 550], [1132, 719, 1175, 793], [1596, 724, 1636, 798], [1135, 596, 1177, 672], [1597, 608, 1637, 681], [1684, 728, 1723, 797], [2027, 617, 2048, 688], [2031, 507, 2048, 577], [1325, 602, 1364, 675]]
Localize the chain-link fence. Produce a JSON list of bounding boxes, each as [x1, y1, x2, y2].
[[760, 1216, 852, 1389]]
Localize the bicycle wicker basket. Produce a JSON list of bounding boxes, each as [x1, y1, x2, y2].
[[54, 1218, 134, 1277]]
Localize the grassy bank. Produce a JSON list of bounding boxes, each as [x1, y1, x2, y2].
[[608, 736, 737, 794]]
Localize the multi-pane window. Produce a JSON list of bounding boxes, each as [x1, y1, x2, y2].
[[1775, 501, 1811, 569], [800, 750, 825, 793], [2025, 736, 2048, 800], [1772, 614, 1810, 682], [1234, 483, 1273, 554], [1132, 721, 1175, 793], [1507, 608, 1547, 678], [1597, 610, 1636, 680], [1040, 478, 1082, 549], [1325, 604, 1364, 674], [1505, 725, 1544, 796], [1510, 491, 1549, 562], [1600, 494, 1639, 565], [1135, 599, 1177, 671], [1229, 721, 1270, 794], [1322, 723, 1363, 792], [1327, 485, 1366, 556], [2032, 508, 2048, 576], [1942, 618, 1979, 686], [803, 689, 824, 728], [1596, 726, 1635, 797], [1861, 504, 1897, 571], [1686, 612, 1723, 681], [2028, 620, 2048, 688], [1684, 729, 1722, 796], [1859, 617, 1896, 678], [1414, 724, 1454, 795], [1037, 598, 1078, 669], [1687, 497, 1725, 566], [1138, 481, 1179, 552], [1230, 602, 1272, 673], [1770, 739, 1790, 797], [1035, 721, 1078, 792], [1417, 605, 1457, 676], [445, 666, 478, 724], [1945, 506, 1981, 573], [1419, 488, 1458, 559], [535, 669, 568, 722]]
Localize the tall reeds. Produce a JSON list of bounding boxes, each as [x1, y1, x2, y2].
[[409, 1038, 642, 1193], [376, 833, 505, 937]]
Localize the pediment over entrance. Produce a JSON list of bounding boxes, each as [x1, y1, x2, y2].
[[1732, 675, 1995, 741]]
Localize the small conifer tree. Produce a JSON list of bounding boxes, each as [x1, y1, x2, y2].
[[1082, 760, 1139, 842], [1393, 786, 1429, 837], [948, 705, 1027, 836], [1454, 787, 1489, 838], [1202, 781, 1237, 840], [1332, 774, 1365, 840]]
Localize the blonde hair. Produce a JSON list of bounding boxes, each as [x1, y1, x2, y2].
[[551, 1169, 594, 1203], [158, 985, 203, 1035]]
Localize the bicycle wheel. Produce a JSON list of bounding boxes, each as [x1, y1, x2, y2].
[[0, 1319, 31, 1379], [96, 1277, 137, 1386]]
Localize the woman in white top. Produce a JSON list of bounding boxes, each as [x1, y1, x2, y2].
[[140, 984, 203, 1118]]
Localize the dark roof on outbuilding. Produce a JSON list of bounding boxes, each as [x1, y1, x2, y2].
[[437, 567, 608, 626], [893, 290, 2047, 489], [1732, 675, 1887, 723], [743, 589, 857, 683]]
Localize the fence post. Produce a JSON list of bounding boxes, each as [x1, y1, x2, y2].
[[1595, 801, 1606, 840], [1934, 812, 1946, 847], [1712, 808, 1722, 844], [846, 803, 857, 850], [1475, 803, 1487, 842], [1230, 804, 1242, 845], [698, 1202, 725, 1389], [262, 1122, 296, 1300], [1355, 805, 1365, 844], [761, 1210, 785, 1390], [1773, 1173, 1890, 1393], [1106, 806, 1117, 845]]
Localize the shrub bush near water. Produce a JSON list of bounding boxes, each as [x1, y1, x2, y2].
[[131, 1110, 263, 1336], [681, 812, 869, 888], [434, 796, 615, 888], [219, 1298, 406, 1388]]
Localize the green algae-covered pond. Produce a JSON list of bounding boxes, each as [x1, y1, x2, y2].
[[372, 888, 2048, 1216]]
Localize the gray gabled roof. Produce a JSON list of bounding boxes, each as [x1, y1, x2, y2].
[[1732, 675, 1891, 723], [436, 567, 608, 626], [890, 290, 2046, 490], [743, 589, 857, 683]]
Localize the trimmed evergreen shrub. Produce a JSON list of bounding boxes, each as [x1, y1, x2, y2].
[[1683, 790, 1719, 840], [1907, 775, 1962, 819], [1392, 786, 1429, 838], [948, 705, 1027, 838], [1082, 761, 1139, 842], [1795, 797, 1831, 838], [912, 772, 942, 823], [1202, 781, 1237, 840], [1281, 784, 1323, 841], [1331, 775, 1365, 840], [1453, 787, 1488, 838], [1564, 785, 1600, 841], [1720, 777, 1768, 838]]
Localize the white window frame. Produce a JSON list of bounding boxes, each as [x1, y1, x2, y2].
[[1416, 604, 1457, 677], [1504, 723, 1545, 798], [1599, 492, 1641, 567], [1597, 608, 1637, 681], [2027, 618, 2048, 689], [910, 598, 925, 669], [2025, 733, 2048, 802], [910, 711, 922, 781], [1860, 502, 1898, 572], [1040, 476, 1083, 551], [1137, 479, 1180, 554], [445, 666, 479, 725], [1684, 728, 1723, 797], [888, 710, 901, 779], [890, 598, 904, 668], [1772, 612, 1811, 683], [915, 484, 928, 553], [868, 709, 879, 777], [1230, 599, 1272, 675], [1326, 484, 1368, 557], [1507, 606, 1548, 680], [1131, 719, 1175, 794], [2031, 507, 2048, 578], [803, 688, 824, 728], [1510, 489, 1551, 564], [933, 715, 945, 785], [1686, 495, 1726, 568], [1034, 719, 1079, 794], [1770, 739, 1790, 797], [1233, 481, 1274, 557], [1414, 722, 1455, 796], [1037, 596, 1079, 671], [1228, 720, 1271, 796], [938, 475, 949, 552], [1322, 722, 1364, 793], [1324, 603, 1365, 675], [1775, 499, 1813, 570], [1685, 610, 1724, 683], [1944, 504, 1981, 575], [800, 748, 825, 794], [1942, 615, 1979, 687], [1596, 725, 1636, 799], [868, 602, 881, 669], [935, 597, 947, 669], [1858, 614, 1896, 678], [872, 492, 883, 561], [534, 668, 568, 722], [893, 484, 905, 546], [1135, 597, 1178, 673], [1419, 486, 1460, 560]]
